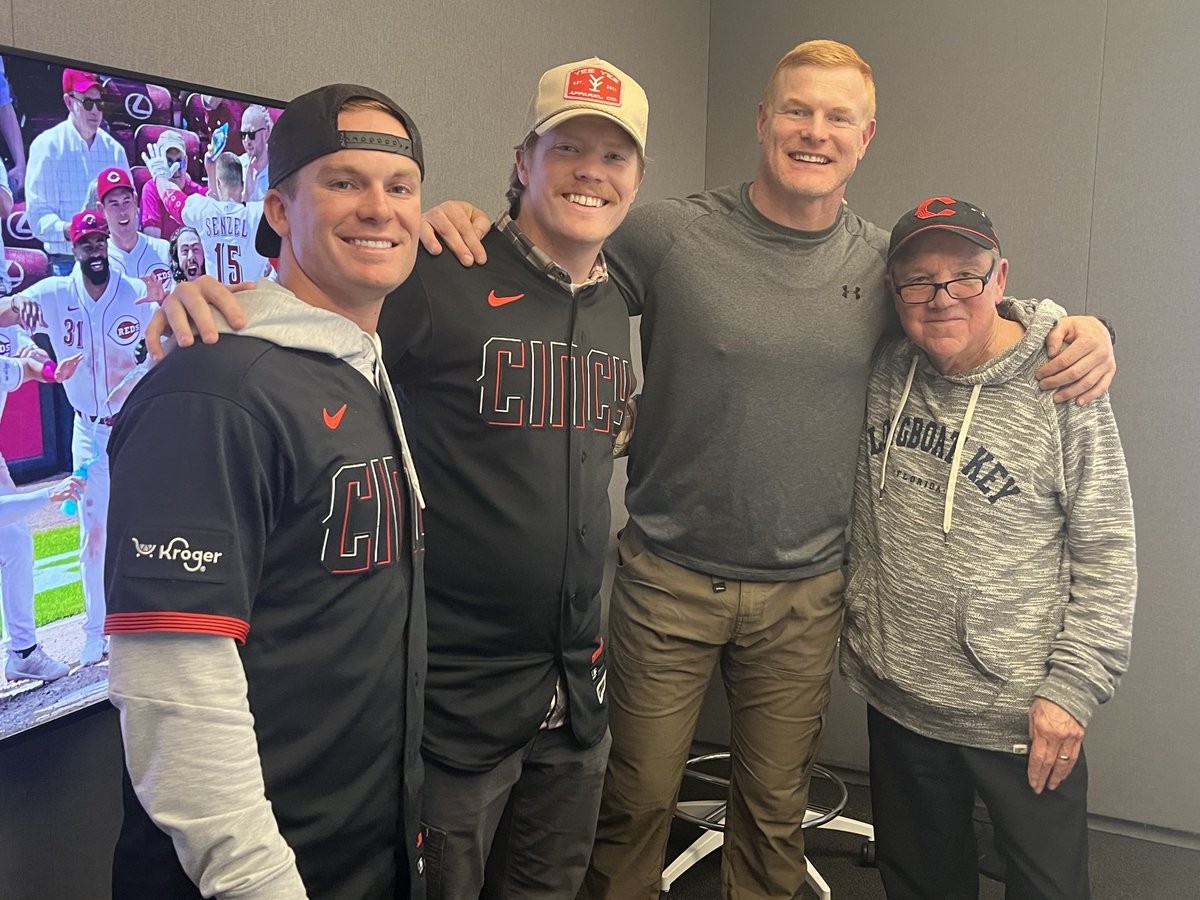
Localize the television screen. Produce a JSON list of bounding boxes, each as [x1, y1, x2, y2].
[[0, 44, 283, 740]]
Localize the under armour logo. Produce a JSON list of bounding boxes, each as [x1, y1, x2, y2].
[[842, 284, 861, 299], [125, 92, 154, 120]]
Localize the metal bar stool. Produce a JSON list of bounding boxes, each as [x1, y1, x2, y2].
[[660, 752, 876, 899]]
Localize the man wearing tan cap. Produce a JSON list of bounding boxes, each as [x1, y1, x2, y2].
[[146, 57, 649, 900], [387, 59, 645, 898]]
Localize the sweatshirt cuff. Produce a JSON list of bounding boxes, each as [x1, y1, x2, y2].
[[1035, 670, 1099, 729]]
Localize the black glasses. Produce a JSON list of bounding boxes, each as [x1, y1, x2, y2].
[[894, 258, 997, 305], [70, 93, 102, 111], [239, 127, 266, 141]]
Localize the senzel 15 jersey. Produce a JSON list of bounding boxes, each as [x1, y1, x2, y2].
[[21, 267, 154, 417], [179, 195, 270, 286]]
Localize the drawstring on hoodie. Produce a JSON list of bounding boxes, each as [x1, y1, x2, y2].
[[370, 334, 426, 510], [877, 355, 981, 540]]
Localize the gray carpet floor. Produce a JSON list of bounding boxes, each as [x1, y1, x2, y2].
[[661, 772, 1200, 899]]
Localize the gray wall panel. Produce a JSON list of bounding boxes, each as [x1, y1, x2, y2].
[[704, 0, 1199, 834], [1081, 0, 1200, 834]]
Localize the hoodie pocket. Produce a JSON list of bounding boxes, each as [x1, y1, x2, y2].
[[844, 550, 1009, 713], [955, 591, 1013, 685]]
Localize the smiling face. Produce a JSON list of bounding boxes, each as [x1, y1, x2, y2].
[[265, 105, 422, 325], [753, 64, 876, 229], [890, 230, 1011, 374], [514, 115, 641, 279], [73, 233, 110, 285], [100, 187, 138, 241]]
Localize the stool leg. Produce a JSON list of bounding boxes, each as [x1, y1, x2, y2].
[[805, 856, 832, 900]]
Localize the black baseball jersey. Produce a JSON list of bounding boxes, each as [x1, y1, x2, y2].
[[380, 229, 633, 771], [105, 334, 427, 899]]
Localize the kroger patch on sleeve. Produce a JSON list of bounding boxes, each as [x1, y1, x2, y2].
[[119, 527, 233, 584]]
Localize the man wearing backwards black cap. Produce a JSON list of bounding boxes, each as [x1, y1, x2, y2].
[[842, 197, 1134, 898], [104, 84, 429, 899]]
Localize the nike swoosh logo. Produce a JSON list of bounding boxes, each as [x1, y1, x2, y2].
[[488, 290, 525, 307], [323, 404, 347, 429]]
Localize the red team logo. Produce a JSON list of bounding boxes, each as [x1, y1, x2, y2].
[[915, 197, 958, 219], [110, 317, 142, 345], [563, 66, 622, 106], [147, 264, 172, 288]]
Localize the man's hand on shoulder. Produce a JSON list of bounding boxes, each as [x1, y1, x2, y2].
[[420, 200, 490, 266], [146, 275, 253, 362], [1037, 315, 1115, 406]]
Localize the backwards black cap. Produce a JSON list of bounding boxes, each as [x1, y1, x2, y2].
[[255, 83, 424, 258]]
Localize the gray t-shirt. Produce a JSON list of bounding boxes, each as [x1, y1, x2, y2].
[[607, 183, 893, 581]]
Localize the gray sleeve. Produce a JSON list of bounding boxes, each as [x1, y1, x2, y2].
[[108, 632, 309, 900], [605, 197, 707, 316], [1035, 394, 1137, 727]]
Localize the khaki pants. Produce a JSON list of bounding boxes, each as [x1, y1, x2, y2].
[[580, 526, 845, 900]]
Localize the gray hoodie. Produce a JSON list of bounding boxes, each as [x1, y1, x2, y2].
[[840, 299, 1136, 753]]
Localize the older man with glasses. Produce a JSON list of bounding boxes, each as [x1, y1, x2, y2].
[[27, 69, 130, 275], [841, 196, 1136, 900]]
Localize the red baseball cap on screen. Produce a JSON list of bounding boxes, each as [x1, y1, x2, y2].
[[63, 69, 102, 94], [69, 210, 109, 243], [97, 167, 135, 203]]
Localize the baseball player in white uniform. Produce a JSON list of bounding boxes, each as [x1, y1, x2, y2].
[[0, 325, 83, 682], [145, 144, 268, 286], [97, 167, 174, 291], [1, 210, 159, 666]]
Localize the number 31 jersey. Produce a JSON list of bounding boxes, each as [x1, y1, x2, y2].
[[181, 195, 270, 285]]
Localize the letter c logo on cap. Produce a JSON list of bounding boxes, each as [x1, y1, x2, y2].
[[915, 197, 957, 219]]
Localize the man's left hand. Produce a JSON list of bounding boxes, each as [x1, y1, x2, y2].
[[1027, 697, 1085, 794], [1037, 315, 1115, 405]]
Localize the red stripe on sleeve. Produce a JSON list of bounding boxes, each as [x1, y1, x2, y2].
[[104, 611, 250, 643], [592, 637, 604, 663]]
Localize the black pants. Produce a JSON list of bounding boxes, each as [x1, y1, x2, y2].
[[422, 726, 610, 900], [867, 706, 1090, 900]]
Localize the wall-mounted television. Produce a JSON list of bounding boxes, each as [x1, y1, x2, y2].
[[0, 44, 283, 740]]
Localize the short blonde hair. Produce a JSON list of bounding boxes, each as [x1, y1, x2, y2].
[[763, 39, 876, 122]]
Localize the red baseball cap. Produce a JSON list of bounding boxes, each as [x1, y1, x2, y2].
[[63, 69, 102, 94], [69, 210, 109, 243], [97, 167, 135, 203]]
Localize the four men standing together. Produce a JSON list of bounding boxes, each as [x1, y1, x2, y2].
[[19, 34, 1122, 900]]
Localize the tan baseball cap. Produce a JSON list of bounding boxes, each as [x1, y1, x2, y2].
[[526, 58, 648, 153]]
